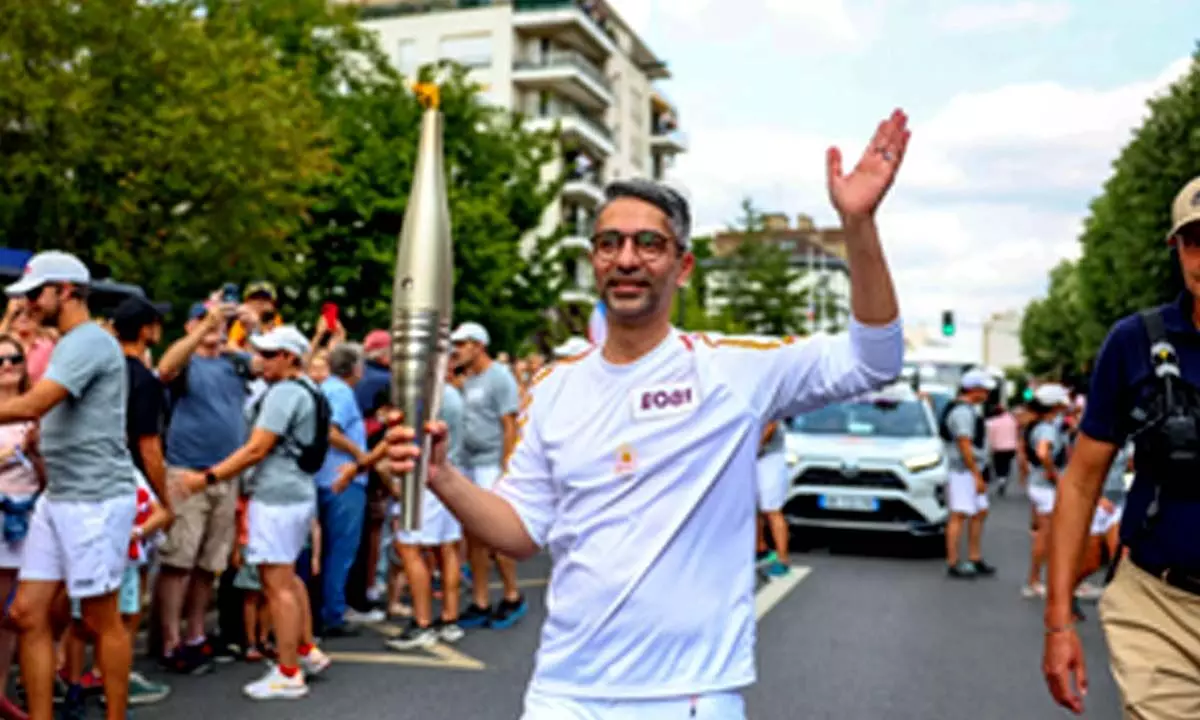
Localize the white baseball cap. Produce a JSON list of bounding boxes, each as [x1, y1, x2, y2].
[[554, 337, 592, 358], [451, 322, 489, 346], [960, 369, 997, 392], [5, 251, 90, 297], [1034, 383, 1071, 407], [251, 325, 310, 359]]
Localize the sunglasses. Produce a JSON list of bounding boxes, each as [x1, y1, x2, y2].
[[258, 350, 281, 360], [590, 230, 675, 260], [0, 354, 25, 367]]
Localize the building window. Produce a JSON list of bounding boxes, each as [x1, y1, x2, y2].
[[396, 39, 417, 76], [439, 33, 493, 69]]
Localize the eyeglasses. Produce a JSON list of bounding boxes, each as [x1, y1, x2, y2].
[[590, 230, 676, 261], [0, 354, 25, 367]]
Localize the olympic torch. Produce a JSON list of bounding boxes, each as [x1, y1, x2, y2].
[[390, 83, 454, 532]]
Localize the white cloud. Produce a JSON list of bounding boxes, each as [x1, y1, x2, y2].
[[670, 56, 1193, 353], [937, 1, 1072, 33], [606, 0, 860, 46]]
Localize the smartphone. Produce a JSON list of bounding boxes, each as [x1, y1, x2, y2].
[[321, 302, 339, 329], [221, 283, 240, 304]]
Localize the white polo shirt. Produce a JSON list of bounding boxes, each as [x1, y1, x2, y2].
[[493, 319, 904, 700]]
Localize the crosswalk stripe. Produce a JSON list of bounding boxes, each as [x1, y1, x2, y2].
[[755, 566, 811, 620]]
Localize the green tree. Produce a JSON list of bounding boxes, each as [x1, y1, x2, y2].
[[710, 200, 815, 336], [0, 0, 332, 319], [1074, 47, 1200, 356], [205, 0, 568, 352], [1020, 259, 1085, 378]]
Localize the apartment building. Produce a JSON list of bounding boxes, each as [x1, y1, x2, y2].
[[703, 213, 851, 334], [341, 0, 688, 307], [981, 309, 1024, 369]]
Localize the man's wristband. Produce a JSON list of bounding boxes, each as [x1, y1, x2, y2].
[[1044, 623, 1075, 635], [204, 470, 218, 486]]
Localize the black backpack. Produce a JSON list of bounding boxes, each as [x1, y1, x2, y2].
[[1023, 421, 1068, 470], [938, 399, 985, 447], [249, 378, 331, 474]]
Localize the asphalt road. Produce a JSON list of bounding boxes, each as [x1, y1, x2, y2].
[[120, 492, 1122, 720]]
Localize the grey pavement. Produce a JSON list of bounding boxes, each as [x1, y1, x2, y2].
[[121, 492, 1120, 720]]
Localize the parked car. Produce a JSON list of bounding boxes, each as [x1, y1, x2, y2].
[[783, 384, 949, 538]]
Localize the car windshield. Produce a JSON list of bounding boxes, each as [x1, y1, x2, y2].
[[788, 397, 933, 438], [926, 392, 952, 421]]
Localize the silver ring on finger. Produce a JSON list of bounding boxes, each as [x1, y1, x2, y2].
[[878, 148, 893, 162]]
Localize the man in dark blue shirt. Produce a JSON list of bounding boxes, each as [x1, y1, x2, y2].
[[1043, 175, 1200, 717]]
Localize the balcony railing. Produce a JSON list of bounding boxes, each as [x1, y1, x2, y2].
[[652, 126, 688, 149], [514, 49, 611, 92], [356, 0, 493, 21], [513, 0, 617, 44]]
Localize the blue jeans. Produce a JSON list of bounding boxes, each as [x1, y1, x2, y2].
[[318, 484, 367, 629]]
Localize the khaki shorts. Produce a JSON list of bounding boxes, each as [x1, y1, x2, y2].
[[1101, 559, 1200, 718], [157, 467, 237, 574]]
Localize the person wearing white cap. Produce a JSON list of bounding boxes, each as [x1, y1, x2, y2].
[[1021, 383, 1071, 600], [0, 251, 140, 719], [449, 321, 526, 630], [940, 368, 998, 579], [174, 325, 332, 700], [553, 337, 592, 360], [385, 106, 909, 720]]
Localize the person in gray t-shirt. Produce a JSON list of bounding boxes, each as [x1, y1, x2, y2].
[[176, 325, 329, 700], [0, 251, 138, 718], [450, 321, 526, 631], [943, 370, 996, 579], [1022, 383, 1071, 598]]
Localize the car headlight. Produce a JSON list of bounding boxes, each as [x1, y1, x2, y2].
[[786, 452, 800, 466], [904, 452, 942, 473]]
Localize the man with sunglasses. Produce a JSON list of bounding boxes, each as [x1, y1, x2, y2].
[[384, 110, 910, 719], [1044, 175, 1200, 718], [0, 251, 139, 720]]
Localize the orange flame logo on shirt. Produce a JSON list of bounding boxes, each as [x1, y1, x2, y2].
[[615, 444, 637, 476]]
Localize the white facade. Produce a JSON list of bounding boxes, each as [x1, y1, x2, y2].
[[981, 309, 1024, 369], [349, 0, 686, 305]]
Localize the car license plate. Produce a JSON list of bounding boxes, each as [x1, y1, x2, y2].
[[819, 494, 879, 512]]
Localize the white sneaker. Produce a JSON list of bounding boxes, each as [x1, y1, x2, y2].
[[301, 646, 331, 676], [1075, 582, 1105, 601], [243, 665, 309, 701], [437, 622, 465, 644], [345, 608, 386, 625], [1021, 582, 1046, 599]]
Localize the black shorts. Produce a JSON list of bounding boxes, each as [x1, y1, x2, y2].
[[991, 450, 1016, 481]]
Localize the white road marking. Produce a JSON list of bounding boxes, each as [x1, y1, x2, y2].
[[755, 566, 811, 620]]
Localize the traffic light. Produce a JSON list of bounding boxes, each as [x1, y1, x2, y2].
[[941, 310, 955, 337]]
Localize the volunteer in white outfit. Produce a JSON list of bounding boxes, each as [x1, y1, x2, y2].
[[385, 364, 467, 651], [755, 420, 791, 577], [175, 325, 331, 700], [1023, 383, 1071, 598], [942, 369, 997, 579], [385, 110, 911, 719]]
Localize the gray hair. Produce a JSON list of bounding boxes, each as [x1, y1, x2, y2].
[[598, 179, 692, 249], [328, 342, 364, 379]]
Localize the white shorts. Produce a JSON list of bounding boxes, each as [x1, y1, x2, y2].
[[521, 688, 746, 720], [396, 491, 461, 547], [947, 471, 989, 517], [245, 499, 314, 566], [1028, 485, 1057, 517], [20, 494, 136, 600], [468, 465, 502, 492], [1090, 503, 1123, 536], [755, 452, 789, 512]]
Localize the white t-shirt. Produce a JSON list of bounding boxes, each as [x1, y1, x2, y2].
[[493, 319, 904, 700]]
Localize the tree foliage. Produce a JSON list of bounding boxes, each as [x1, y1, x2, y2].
[[1020, 259, 1085, 379], [200, 0, 567, 352], [706, 200, 823, 336], [0, 0, 332, 324], [1071, 47, 1200, 356]]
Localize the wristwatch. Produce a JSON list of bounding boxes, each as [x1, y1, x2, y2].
[[204, 470, 218, 486]]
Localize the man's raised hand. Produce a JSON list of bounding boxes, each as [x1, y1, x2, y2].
[[827, 109, 910, 221]]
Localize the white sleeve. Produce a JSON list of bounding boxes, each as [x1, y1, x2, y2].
[[712, 318, 904, 421], [491, 392, 557, 548]]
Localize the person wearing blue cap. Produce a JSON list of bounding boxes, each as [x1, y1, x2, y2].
[[0, 251, 139, 720]]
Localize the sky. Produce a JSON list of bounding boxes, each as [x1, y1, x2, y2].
[[606, 0, 1197, 357]]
